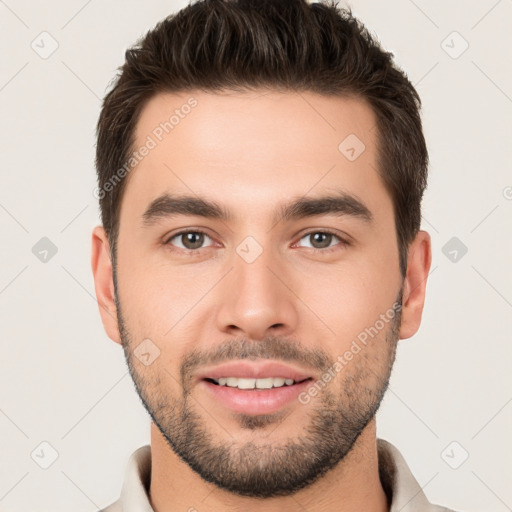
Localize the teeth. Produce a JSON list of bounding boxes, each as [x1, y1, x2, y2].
[[213, 377, 297, 389]]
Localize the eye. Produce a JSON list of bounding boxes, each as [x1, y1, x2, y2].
[[164, 229, 349, 253], [295, 230, 349, 252], [165, 230, 214, 251]]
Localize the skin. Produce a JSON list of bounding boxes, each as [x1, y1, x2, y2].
[[91, 89, 431, 512]]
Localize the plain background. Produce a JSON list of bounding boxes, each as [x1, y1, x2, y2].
[[0, 0, 511, 510]]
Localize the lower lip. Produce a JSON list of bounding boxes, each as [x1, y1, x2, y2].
[[199, 379, 312, 415]]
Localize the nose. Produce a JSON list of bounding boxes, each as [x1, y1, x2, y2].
[[215, 242, 299, 341]]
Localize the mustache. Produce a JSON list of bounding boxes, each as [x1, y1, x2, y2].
[[180, 336, 333, 387]]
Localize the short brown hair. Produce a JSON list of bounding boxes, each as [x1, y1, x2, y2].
[[95, 0, 428, 276]]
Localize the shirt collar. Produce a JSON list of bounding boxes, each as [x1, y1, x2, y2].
[[108, 439, 447, 512]]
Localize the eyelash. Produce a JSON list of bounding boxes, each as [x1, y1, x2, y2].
[[164, 229, 350, 254]]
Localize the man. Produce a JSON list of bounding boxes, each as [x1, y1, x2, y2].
[[91, 0, 454, 510]]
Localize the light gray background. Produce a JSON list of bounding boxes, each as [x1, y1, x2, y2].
[[0, 0, 511, 511]]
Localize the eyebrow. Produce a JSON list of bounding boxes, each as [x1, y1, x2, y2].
[[141, 191, 373, 227]]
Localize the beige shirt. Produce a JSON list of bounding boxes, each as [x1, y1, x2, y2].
[[100, 439, 456, 512]]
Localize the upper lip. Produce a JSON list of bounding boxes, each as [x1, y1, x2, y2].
[[196, 361, 314, 382]]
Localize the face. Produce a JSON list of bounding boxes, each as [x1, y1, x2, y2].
[[108, 89, 407, 497]]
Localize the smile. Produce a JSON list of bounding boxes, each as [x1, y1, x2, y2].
[[207, 376, 309, 390]]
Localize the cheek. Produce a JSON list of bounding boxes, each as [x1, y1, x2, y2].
[[117, 254, 220, 352], [293, 254, 399, 351], [299, 274, 377, 351]]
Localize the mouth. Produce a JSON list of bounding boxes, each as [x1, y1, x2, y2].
[[203, 376, 313, 390], [196, 361, 315, 415]]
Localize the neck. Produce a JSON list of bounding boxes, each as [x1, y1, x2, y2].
[[148, 419, 389, 512]]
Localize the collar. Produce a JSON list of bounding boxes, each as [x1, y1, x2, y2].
[[103, 439, 451, 512]]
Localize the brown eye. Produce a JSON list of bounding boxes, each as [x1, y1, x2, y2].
[[308, 232, 334, 249], [296, 230, 348, 251], [166, 231, 212, 250]]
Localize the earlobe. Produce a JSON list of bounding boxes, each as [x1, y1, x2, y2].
[[91, 225, 122, 344], [399, 230, 432, 340]]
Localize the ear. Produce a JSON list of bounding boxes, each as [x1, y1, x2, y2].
[[399, 230, 432, 340], [91, 225, 121, 344]]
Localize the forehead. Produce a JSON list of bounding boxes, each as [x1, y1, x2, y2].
[[120, 89, 389, 227]]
